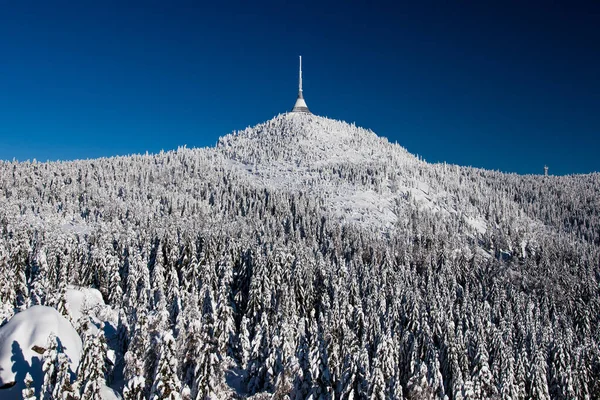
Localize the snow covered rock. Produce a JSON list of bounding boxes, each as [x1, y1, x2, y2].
[[0, 305, 82, 398]]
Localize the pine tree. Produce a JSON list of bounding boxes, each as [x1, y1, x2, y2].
[[40, 333, 59, 400], [22, 372, 37, 400], [214, 262, 236, 360], [166, 263, 181, 328], [247, 312, 272, 394], [369, 358, 386, 400], [124, 309, 149, 383], [79, 327, 108, 400], [529, 346, 550, 400], [151, 240, 167, 312], [41, 332, 75, 400], [192, 286, 227, 399], [497, 339, 517, 400], [406, 361, 435, 400], [309, 326, 332, 399], [192, 339, 223, 400], [8, 235, 30, 310], [52, 259, 72, 321], [293, 328, 312, 400], [0, 240, 16, 311], [56, 350, 79, 400], [239, 315, 251, 369], [30, 248, 50, 306], [107, 253, 124, 308], [514, 349, 527, 400], [471, 339, 496, 398], [123, 376, 146, 400], [178, 287, 202, 390], [149, 331, 182, 400], [549, 337, 575, 400]]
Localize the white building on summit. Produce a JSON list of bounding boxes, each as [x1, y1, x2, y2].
[[291, 56, 311, 113]]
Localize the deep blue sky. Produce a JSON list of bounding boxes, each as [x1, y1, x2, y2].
[[1, 1, 599, 174]]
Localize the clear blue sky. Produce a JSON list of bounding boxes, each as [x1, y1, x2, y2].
[[1, 1, 598, 175]]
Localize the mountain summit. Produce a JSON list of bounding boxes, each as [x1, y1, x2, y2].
[[217, 113, 487, 232]]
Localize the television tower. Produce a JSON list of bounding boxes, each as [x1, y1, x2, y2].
[[544, 165, 549, 176], [292, 56, 311, 113]]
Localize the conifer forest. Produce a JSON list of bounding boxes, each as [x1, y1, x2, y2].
[[0, 114, 599, 399]]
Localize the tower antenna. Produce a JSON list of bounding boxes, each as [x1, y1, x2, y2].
[[299, 55, 303, 92], [291, 55, 310, 113]]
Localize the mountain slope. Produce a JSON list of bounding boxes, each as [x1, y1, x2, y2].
[[0, 114, 598, 399]]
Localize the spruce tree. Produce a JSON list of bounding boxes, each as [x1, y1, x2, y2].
[[149, 331, 182, 400], [78, 327, 108, 400], [41, 332, 74, 400], [22, 372, 37, 400]]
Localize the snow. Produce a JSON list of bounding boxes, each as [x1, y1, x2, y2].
[[101, 384, 122, 400], [0, 287, 120, 399], [66, 286, 106, 324], [0, 306, 82, 399], [61, 220, 93, 235], [465, 215, 487, 235]]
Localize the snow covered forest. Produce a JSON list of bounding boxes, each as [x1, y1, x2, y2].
[[0, 113, 599, 399]]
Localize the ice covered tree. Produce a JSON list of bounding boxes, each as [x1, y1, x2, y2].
[[190, 286, 229, 399], [308, 325, 333, 399]]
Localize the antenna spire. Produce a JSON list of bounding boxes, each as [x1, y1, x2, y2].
[[299, 55, 303, 92], [291, 55, 310, 113]]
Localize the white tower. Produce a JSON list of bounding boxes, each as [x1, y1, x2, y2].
[[544, 165, 549, 176], [292, 56, 310, 113]]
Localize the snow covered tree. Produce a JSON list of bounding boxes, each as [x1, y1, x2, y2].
[[41, 332, 76, 400], [30, 248, 50, 306], [529, 345, 550, 400], [406, 361, 435, 400], [471, 338, 496, 398], [149, 331, 181, 400], [190, 286, 229, 399], [239, 315, 251, 369], [247, 312, 273, 394], [107, 253, 124, 308], [308, 326, 333, 399], [123, 376, 146, 400], [22, 372, 37, 400], [124, 309, 151, 395], [78, 327, 108, 400]]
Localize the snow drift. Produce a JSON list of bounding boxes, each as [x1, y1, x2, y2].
[[0, 305, 82, 398]]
